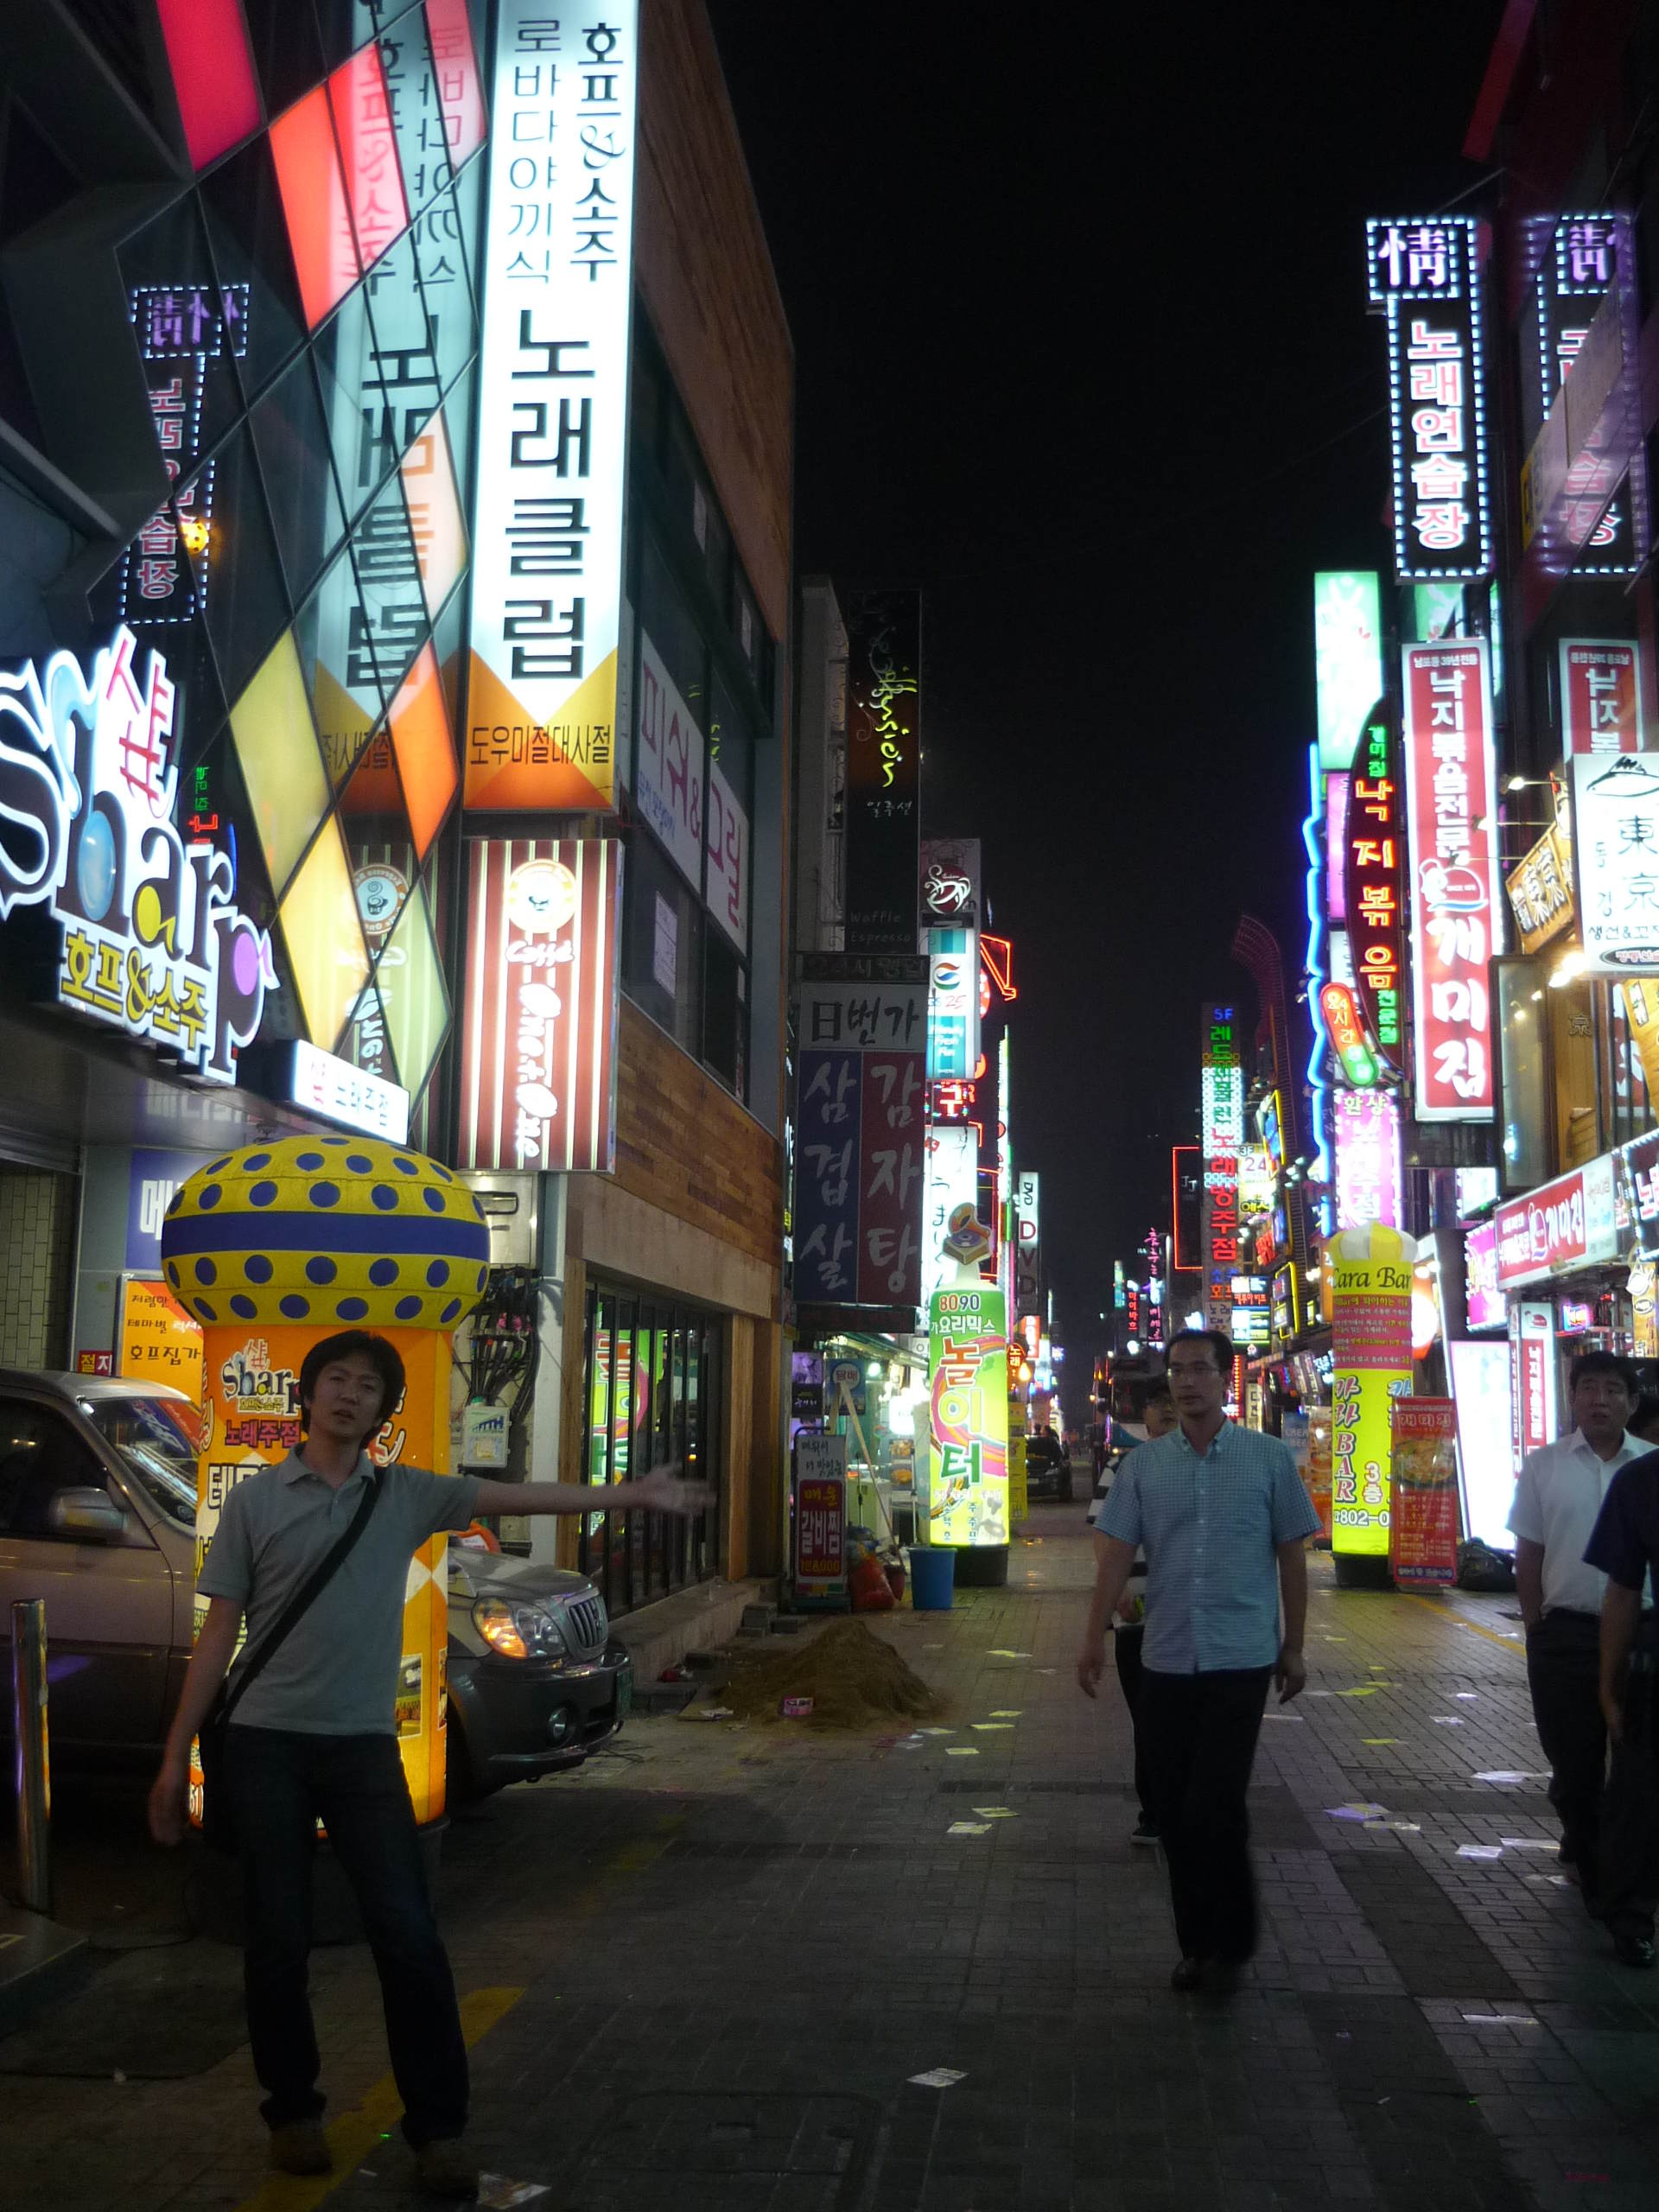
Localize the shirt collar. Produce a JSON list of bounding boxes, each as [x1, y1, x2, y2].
[[1567, 1427, 1643, 1466], [282, 1448, 377, 1487], [1174, 1417, 1232, 1459]]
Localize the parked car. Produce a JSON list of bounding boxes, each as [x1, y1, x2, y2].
[[1023, 1427, 1073, 1503], [0, 1370, 628, 1799]]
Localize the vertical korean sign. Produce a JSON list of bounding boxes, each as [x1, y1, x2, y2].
[[1200, 1004, 1242, 1339], [1313, 572, 1382, 772], [928, 1284, 1008, 1549], [455, 840, 622, 1171], [795, 954, 926, 1310], [1571, 753, 1659, 971], [842, 590, 921, 954], [1365, 216, 1493, 582], [1013, 1171, 1041, 1318], [1402, 639, 1502, 1119], [1330, 1227, 1414, 1559], [1343, 705, 1405, 1072], [1389, 1398, 1460, 1589], [1560, 640, 1643, 754], [791, 1430, 847, 1604], [467, 3, 637, 810]]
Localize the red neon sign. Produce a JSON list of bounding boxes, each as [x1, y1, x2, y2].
[[980, 935, 1017, 1001]]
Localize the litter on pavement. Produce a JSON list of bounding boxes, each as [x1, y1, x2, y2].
[[908, 2069, 967, 2088], [947, 1821, 992, 1836]]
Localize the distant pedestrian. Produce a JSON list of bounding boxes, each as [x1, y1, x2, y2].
[[1077, 1329, 1319, 1994], [1089, 1376, 1177, 1845], [1510, 1350, 1656, 1962], [149, 1330, 710, 2193]]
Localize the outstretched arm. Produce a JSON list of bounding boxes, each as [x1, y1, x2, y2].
[[473, 1464, 712, 1518]]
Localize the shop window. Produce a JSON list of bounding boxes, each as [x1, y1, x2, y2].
[[277, 816, 372, 1051], [178, 426, 288, 703], [251, 351, 348, 603], [296, 546, 385, 788], [228, 628, 333, 897], [197, 134, 308, 403], [1550, 980, 1599, 1168], [239, 0, 325, 118], [364, 226, 442, 444], [424, 0, 487, 167], [622, 830, 702, 1056], [385, 640, 457, 858], [268, 85, 360, 330], [400, 411, 467, 619], [327, 44, 410, 276], [315, 283, 394, 523], [118, 196, 247, 468], [352, 468, 428, 694], [639, 531, 706, 729], [375, 880, 449, 1095], [410, 196, 477, 389], [1496, 958, 1552, 1192]]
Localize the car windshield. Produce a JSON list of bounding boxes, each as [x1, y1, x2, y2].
[[82, 1395, 198, 1529]]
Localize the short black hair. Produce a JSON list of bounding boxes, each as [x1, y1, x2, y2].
[[1164, 1329, 1234, 1377], [1569, 1349, 1637, 1399], [298, 1331, 406, 1434], [1143, 1378, 1175, 1406]]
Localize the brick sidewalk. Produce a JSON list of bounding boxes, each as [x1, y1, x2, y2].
[[2, 1506, 1656, 2210]]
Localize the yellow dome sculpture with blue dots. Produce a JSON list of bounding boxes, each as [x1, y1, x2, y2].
[[159, 1135, 491, 1332]]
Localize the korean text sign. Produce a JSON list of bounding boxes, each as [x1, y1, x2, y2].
[[1571, 753, 1659, 971], [1561, 640, 1643, 754], [1313, 573, 1382, 771], [1389, 1398, 1459, 1589], [1510, 1302, 1557, 1466], [1330, 1237, 1414, 1558], [1493, 1156, 1618, 1287], [796, 953, 926, 1308], [455, 839, 622, 1172], [928, 1284, 1008, 1548], [1365, 217, 1492, 582], [1333, 1089, 1402, 1231], [1402, 639, 1501, 1119], [792, 1430, 847, 1599], [1463, 1218, 1505, 1330], [1200, 1003, 1241, 1339], [842, 590, 920, 954], [466, 3, 638, 811], [1343, 705, 1405, 1070]]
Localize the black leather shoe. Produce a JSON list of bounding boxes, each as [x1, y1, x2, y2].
[[1613, 1933, 1656, 1971], [1170, 1956, 1205, 1991]]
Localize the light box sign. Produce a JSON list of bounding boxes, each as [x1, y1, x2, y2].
[[1492, 1155, 1618, 1287], [632, 630, 704, 886], [928, 1282, 1009, 1548], [1319, 981, 1378, 1088], [842, 589, 921, 954], [921, 1124, 978, 1311], [1618, 1128, 1659, 1254], [926, 926, 979, 1078], [1365, 216, 1493, 582], [456, 839, 622, 1172], [1324, 771, 1351, 918], [465, 2, 639, 812], [1200, 1003, 1241, 1338], [1334, 1089, 1402, 1230], [1571, 753, 1659, 971], [1330, 1228, 1414, 1558], [1561, 640, 1643, 754], [1463, 1217, 1505, 1330], [288, 1038, 410, 1143], [1343, 703, 1405, 1071], [0, 628, 271, 1083], [1504, 818, 1574, 955], [795, 953, 925, 1309], [1510, 1300, 1557, 1464], [1402, 639, 1502, 1120], [920, 836, 980, 928], [1013, 1169, 1041, 1318], [1535, 216, 1639, 577], [1313, 573, 1382, 770], [1448, 1337, 1515, 1547]]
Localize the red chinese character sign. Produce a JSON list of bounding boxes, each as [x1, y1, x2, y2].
[[1402, 639, 1502, 1120], [466, 3, 638, 811], [455, 840, 622, 1172], [1341, 704, 1405, 1072], [795, 953, 926, 1312], [1365, 217, 1492, 582]]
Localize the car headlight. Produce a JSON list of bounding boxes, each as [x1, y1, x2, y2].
[[472, 1599, 568, 1660]]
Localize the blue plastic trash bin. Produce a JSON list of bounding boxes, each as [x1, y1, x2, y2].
[[906, 1546, 956, 1611]]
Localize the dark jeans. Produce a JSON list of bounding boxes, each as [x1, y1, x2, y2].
[[1527, 1611, 1659, 1939], [225, 1726, 468, 2145], [1113, 1624, 1151, 1819], [1139, 1665, 1273, 1964]]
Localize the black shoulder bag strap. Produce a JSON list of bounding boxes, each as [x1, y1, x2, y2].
[[219, 1469, 384, 1723]]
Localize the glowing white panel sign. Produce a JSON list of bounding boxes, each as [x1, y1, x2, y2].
[[1313, 572, 1382, 771], [289, 1039, 410, 1142], [920, 1123, 977, 1310]]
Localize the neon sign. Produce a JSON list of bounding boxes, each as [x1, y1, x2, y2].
[[1333, 1089, 1402, 1230], [0, 628, 272, 1082], [1342, 704, 1404, 1071]]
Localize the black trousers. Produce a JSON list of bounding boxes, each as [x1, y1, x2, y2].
[[226, 1726, 469, 2145], [1113, 1624, 1151, 1818], [1526, 1611, 1658, 1940], [1138, 1666, 1273, 1964]]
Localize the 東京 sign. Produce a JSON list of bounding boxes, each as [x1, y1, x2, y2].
[[1571, 753, 1659, 971], [0, 628, 271, 1083]]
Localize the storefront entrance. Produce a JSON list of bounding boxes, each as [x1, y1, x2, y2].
[[581, 1280, 722, 1617]]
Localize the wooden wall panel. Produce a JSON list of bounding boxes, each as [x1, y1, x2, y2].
[[637, 0, 792, 643]]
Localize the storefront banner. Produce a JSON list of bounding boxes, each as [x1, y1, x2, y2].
[[118, 1274, 205, 1409], [1504, 818, 1575, 954], [632, 629, 704, 887], [1447, 1338, 1515, 1548], [1402, 639, 1502, 1119], [842, 589, 920, 954], [1313, 573, 1383, 770], [920, 836, 981, 928], [1343, 704, 1405, 1070], [1572, 753, 1659, 970], [1493, 1155, 1618, 1287], [466, 1, 639, 811], [928, 1282, 1008, 1548], [1561, 639, 1643, 753], [1365, 217, 1493, 582], [920, 1124, 978, 1310], [795, 952, 925, 1309], [1510, 1300, 1558, 1465], [1333, 1089, 1402, 1230], [925, 925, 979, 1079], [1306, 1406, 1333, 1543], [1463, 1217, 1505, 1329], [791, 1430, 847, 1601], [455, 840, 622, 1173], [1330, 1224, 1415, 1558], [0, 628, 273, 1083], [1389, 1398, 1460, 1587]]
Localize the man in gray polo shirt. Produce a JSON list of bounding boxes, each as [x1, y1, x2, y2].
[[149, 1329, 708, 2196], [1077, 1328, 1319, 1993]]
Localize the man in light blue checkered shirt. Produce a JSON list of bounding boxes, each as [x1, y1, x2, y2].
[[1079, 1329, 1320, 1994]]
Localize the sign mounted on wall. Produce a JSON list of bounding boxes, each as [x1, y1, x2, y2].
[[842, 589, 921, 954], [1333, 1088, 1402, 1231], [0, 628, 272, 1083], [920, 836, 980, 928], [465, 1, 639, 813], [1572, 753, 1659, 971], [1341, 703, 1404, 1073], [1313, 572, 1382, 771], [1560, 639, 1643, 754]]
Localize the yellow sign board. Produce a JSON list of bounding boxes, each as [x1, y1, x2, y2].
[[118, 1275, 205, 1408], [1330, 1226, 1415, 1559]]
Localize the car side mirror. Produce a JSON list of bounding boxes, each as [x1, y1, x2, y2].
[[47, 1487, 128, 1541]]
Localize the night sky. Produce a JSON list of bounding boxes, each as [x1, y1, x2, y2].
[[707, 3, 1508, 1408]]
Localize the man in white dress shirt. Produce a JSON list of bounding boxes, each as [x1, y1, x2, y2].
[[1509, 1350, 1651, 1954]]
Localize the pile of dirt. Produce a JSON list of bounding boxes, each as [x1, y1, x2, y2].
[[717, 1618, 946, 1730]]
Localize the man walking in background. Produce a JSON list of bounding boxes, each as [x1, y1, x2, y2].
[[1077, 1330, 1320, 1993]]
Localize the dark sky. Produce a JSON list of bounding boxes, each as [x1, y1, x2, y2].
[[707, 1, 1507, 1405]]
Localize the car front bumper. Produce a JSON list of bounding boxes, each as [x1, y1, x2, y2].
[[447, 1638, 632, 1786]]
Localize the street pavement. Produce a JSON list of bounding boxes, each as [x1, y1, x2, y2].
[[3, 1494, 1658, 2210]]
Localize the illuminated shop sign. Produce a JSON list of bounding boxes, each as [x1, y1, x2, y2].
[[287, 1039, 410, 1143], [1200, 1001, 1239, 1338], [466, 1, 639, 811], [920, 836, 980, 927], [1561, 640, 1643, 754], [1510, 1300, 1557, 1464], [921, 1124, 979, 1310], [0, 628, 271, 1082], [1333, 1089, 1402, 1230], [843, 589, 921, 954], [1302, 746, 1335, 1191], [1319, 982, 1378, 1087], [125, 282, 249, 628], [1492, 1155, 1618, 1288], [926, 925, 979, 1079], [1229, 1274, 1269, 1348], [1572, 753, 1659, 971], [1330, 1226, 1415, 1559], [1014, 1170, 1041, 1318], [1463, 1217, 1504, 1330], [455, 839, 623, 1171], [1313, 572, 1382, 771], [1365, 216, 1493, 582], [1534, 217, 1638, 576], [1614, 1128, 1659, 1255], [1342, 703, 1404, 1071], [1504, 814, 1574, 955], [1402, 639, 1501, 1120], [928, 1284, 1008, 1548]]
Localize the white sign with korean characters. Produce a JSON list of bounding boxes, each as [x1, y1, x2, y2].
[[633, 629, 703, 886], [466, 3, 639, 813], [1572, 753, 1659, 972], [705, 754, 750, 951]]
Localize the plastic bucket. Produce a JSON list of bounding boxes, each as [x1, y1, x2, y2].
[[906, 1546, 956, 1611]]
